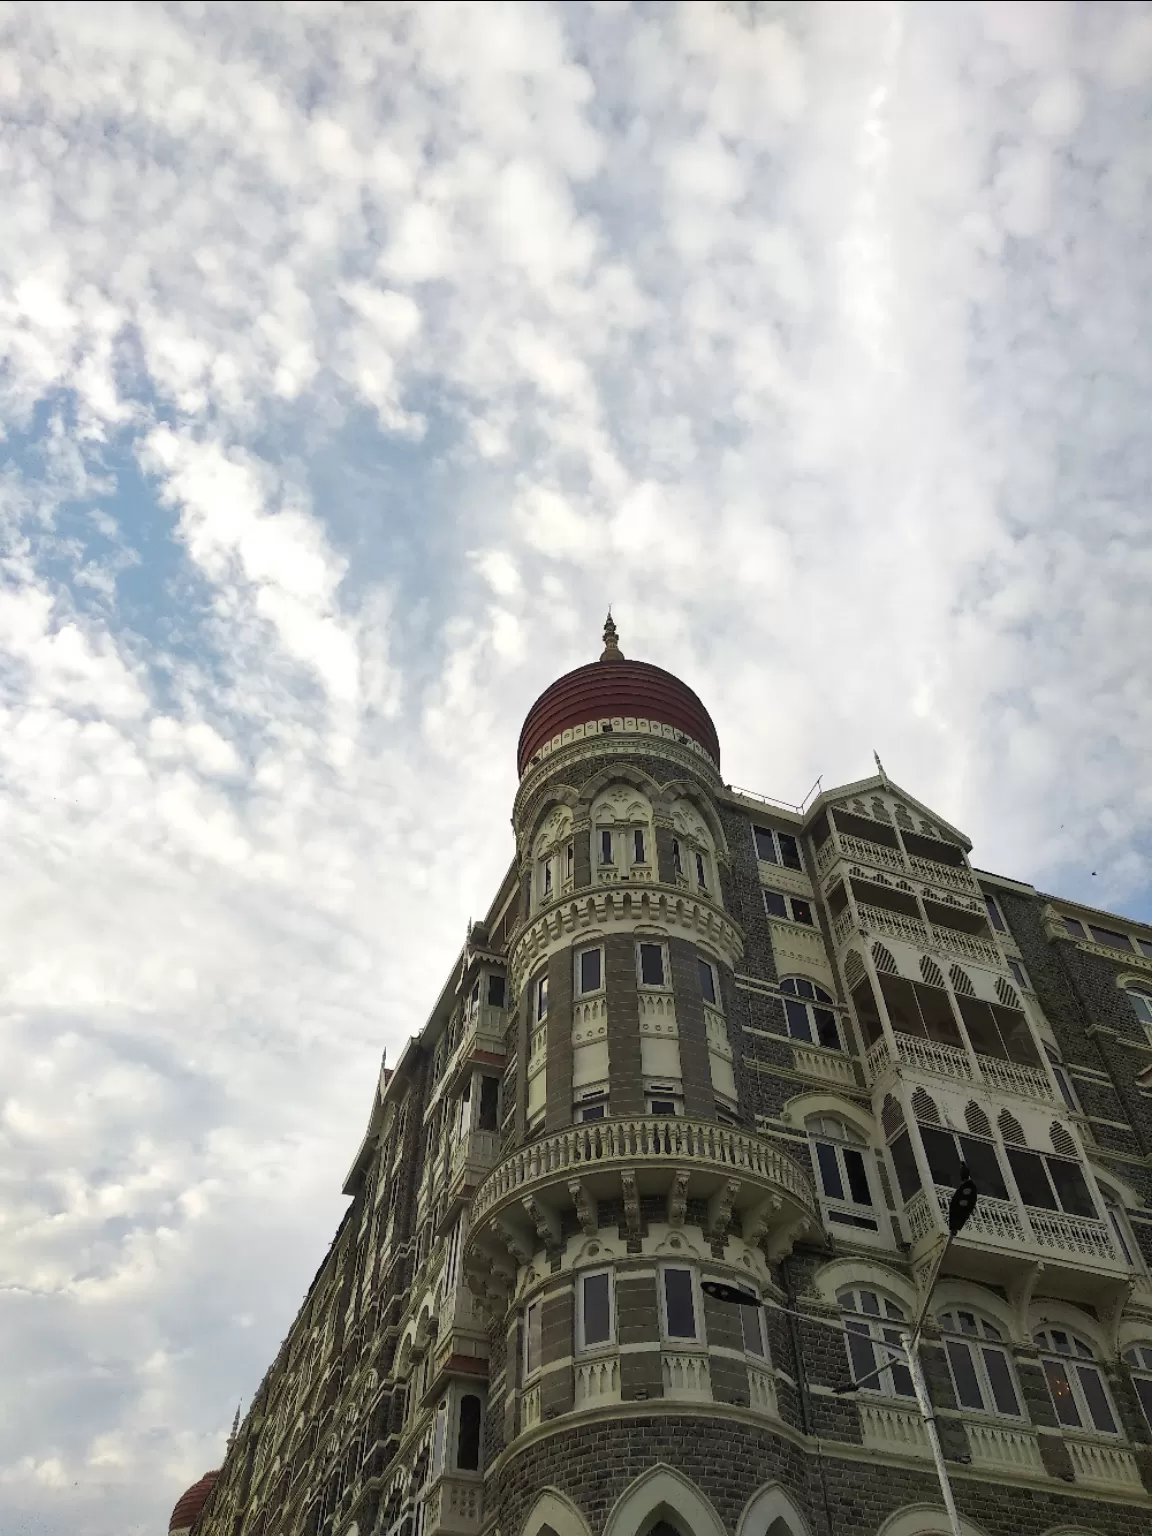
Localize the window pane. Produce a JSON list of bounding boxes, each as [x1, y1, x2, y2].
[[698, 959, 717, 1006], [478, 1077, 500, 1131], [956, 996, 1003, 1058], [778, 833, 802, 870], [844, 1147, 873, 1206], [921, 1127, 962, 1188], [959, 1136, 1009, 1202], [815, 1141, 845, 1200], [640, 944, 665, 986], [1007, 1148, 1056, 1210], [581, 1104, 605, 1121], [1043, 1359, 1082, 1427], [884, 1329, 914, 1397], [537, 977, 548, 1020], [601, 829, 613, 864], [754, 827, 778, 863], [1135, 1377, 1152, 1431], [672, 839, 683, 875], [1048, 1159, 1096, 1218], [696, 852, 707, 886], [791, 898, 814, 926], [1054, 1067, 1078, 1114], [845, 1322, 877, 1388], [879, 975, 928, 1038], [852, 977, 885, 1046], [890, 1132, 922, 1201], [1089, 925, 1131, 952], [814, 1009, 841, 1050], [785, 998, 813, 1042], [915, 983, 963, 1047], [1076, 1365, 1117, 1434], [525, 1303, 541, 1376], [741, 1305, 764, 1356], [982, 1347, 1020, 1417], [650, 1099, 676, 1115], [1107, 1208, 1134, 1266], [457, 1395, 482, 1470], [1008, 959, 1027, 989], [634, 829, 646, 864], [985, 896, 1006, 932], [582, 1272, 611, 1346], [1063, 917, 1085, 938], [580, 948, 602, 994], [993, 1005, 1040, 1066], [946, 1340, 985, 1410], [487, 974, 506, 1008], [764, 890, 788, 919], [664, 1269, 696, 1338]]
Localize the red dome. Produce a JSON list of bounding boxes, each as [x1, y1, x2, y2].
[[169, 1470, 219, 1532], [518, 656, 720, 777]]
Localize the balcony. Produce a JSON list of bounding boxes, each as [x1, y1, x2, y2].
[[815, 831, 907, 883], [464, 1118, 816, 1307], [902, 1184, 1128, 1302], [422, 1473, 484, 1536], [446, 1004, 508, 1089], [965, 1421, 1044, 1476], [866, 1033, 1054, 1102], [833, 902, 1001, 967]]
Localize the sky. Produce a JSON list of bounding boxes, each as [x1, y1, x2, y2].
[[1, 0, 1151, 1531]]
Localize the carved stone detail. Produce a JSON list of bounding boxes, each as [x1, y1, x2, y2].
[[667, 1170, 691, 1229], [568, 1180, 597, 1237]]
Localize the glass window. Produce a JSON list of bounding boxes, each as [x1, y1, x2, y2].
[[1089, 925, 1132, 952], [649, 1096, 679, 1116], [754, 825, 801, 869], [1063, 916, 1086, 939], [698, 958, 717, 1006], [754, 825, 778, 863], [542, 860, 553, 896], [919, 1127, 1008, 1202], [764, 890, 788, 919], [1104, 1197, 1136, 1267], [695, 851, 707, 888], [1007, 958, 1029, 991], [778, 832, 802, 870], [1139, 937, 1152, 961], [1006, 1147, 1097, 1218], [809, 1117, 878, 1230], [740, 1301, 767, 1357], [478, 1076, 500, 1131], [1127, 989, 1152, 1027], [524, 1301, 542, 1378], [600, 829, 613, 865], [566, 842, 574, 879], [579, 1103, 606, 1122], [487, 973, 506, 1008], [1045, 1048, 1079, 1114], [939, 1311, 1022, 1418], [535, 975, 548, 1022], [781, 977, 842, 1050], [633, 829, 646, 864], [578, 947, 602, 995], [672, 839, 683, 877], [889, 1131, 922, 1201], [457, 1394, 482, 1470], [639, 943, 665, 987], [1123, 1345, 1152, 1431], [579, 1271, 613, 1350], [662, 1268, 699, 1340], [1036, 1329, 1118, 1434], [984, 895, 1006, 932], [791, 898, 813, 926], [763, 890, 813, 925], [839, 1289, 914, 1398]]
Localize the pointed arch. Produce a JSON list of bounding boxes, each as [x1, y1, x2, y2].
[[574, 762, 665, 818], [736, 1482, 813, 1536], [522, 1488, 594, 1536], [603, 1465, 726, 1536], [658, 778, 731, 860], [877, 1506, 990, 1536]]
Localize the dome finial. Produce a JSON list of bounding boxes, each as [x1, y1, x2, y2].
[[600, 609, 624, 662]]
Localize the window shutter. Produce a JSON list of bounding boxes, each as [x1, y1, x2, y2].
[[912, 1087, 941, 1124], [998, 1110, 1025, 1145], [872, 943, 898, 975], [920, 957, 946, 988], [1050, 1121, 1078, 1159], [965, 1102, 992, 1138], [949, 965, 976, 997]]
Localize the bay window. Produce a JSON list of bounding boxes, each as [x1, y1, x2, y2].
[[919, 1123, 1009, 1202]]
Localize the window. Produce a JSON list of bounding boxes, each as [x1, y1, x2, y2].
[[763, 890, 814, 926], [1103, 1194, 1137, 1267], [1035, 1329, 1118, 1434], [661, 1267, 700, 1341], [535, 975, 548, 1022], [577, 946, 603, 996], [780, 977, 841, 1050], [1005, 1145, 1096, 1218], [648, 1089, 681, 1115], [576, 1088, 608, 1123], [456, 1394, 482, 1470], [1063, 916, 1086, 939], [1044, 1046, 1080, 1115], [542, 860, 553, 897], [487, 973, 506, 1008], [1126, 987, 1152, 1027], [698, 957, 718, 1006], [839, 1289, 914, 1398], [984, 894, 1006, 933], [1089, 924, 1132, 952], [672, 839, 683, 877], [695, 850, 708, 888], [524, 1301, 542, 1379], [600, 829, 613, 865], [577, 1270, 614, 1351], [753, 825, 802, 870], [638, 942, 666, 987], [740, 1299, 768, 1358], [633, 829, 646, 865], [938, 1311, 1022, 1418], [808, 1115, 877, 1230], [1007, 958, 1029, 991], [478, 1076, 500, 1132], [566, 841, 574, 881], [918, 1123, 1009, 1201], [1123, 1344, 1152, 1431]]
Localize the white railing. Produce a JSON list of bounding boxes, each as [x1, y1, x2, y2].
[[521, 1384, 541, 1430], [891, 1032, 973, 1082], [793, 1043, 857, 1088], [1066, 1438, 1143, 1491], [450, 1128, 501, 1184], [856, 905, 931, 946], [575, 1354, 620, 1407], [1027, 1208, 1116, 1261], [662, 1352, 711, 1399], [866, 1038, 892, 1079], [815, 839, 838, 878], [977, 1055, 1054, 1102], [748, 1363, 778, 1417], [858, 1402, 931, 1458], [470, 1116, 814, 1224], [933, 929, 1001, 965], [906, 855, 978, 892], [966, 1422, 1044, 1475], [832, 908, 856, 947], [840, 835, 906, 872]]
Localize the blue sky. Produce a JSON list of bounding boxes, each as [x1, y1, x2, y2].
[[2, 2, 1152, 1532]]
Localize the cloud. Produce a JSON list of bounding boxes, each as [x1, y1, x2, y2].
[[0, 2, 1150, 1532]]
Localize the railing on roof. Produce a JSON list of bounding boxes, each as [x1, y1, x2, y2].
[[727, 776, 823, 815]]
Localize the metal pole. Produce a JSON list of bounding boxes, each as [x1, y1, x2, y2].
[[902, 1329, 963, 1536]]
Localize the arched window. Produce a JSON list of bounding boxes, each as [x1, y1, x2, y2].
[[1034, 1328, 1119, 1434], [779, 977, 841, 1050], [456, 1393, 482, 1470], [591, 785, 654, 884], [1126, 985, 1152, 1031], [533, 805, 574, 909], [938, 1310, 1022, 1418], [807, 1116, 878, 1231], [669, 795, 719, 899], [1123, 1343, 1152, 1431], [838, 1288, 914, 1398]]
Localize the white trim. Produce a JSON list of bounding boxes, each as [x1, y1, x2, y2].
[[603, 1466, 727, 1536], [735, 1483, 813, 1536], [575, 1268, 615, 1354], [521, 1488, 594, 1536], [636, 939, 670, 990]]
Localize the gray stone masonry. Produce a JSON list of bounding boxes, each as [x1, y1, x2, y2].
[[605, 932, 645, 1118], [668, 936, 716, 1120], [540, 1282, 575, 1418], [545, 944, 574, 1132], [617, 1273, 664, 1402]]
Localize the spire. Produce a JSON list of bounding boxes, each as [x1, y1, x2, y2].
[[600, 609, 624, 662], [227, 1404, 241, 1449], [873, 750, 888, 784]]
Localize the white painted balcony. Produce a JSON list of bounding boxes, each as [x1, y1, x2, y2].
[[816, 832, 907, 882], [793, 1042, 857, 1089], [977, 1055, 1053, 1102], [1066, 1436, 1144, 1493], [965, 1421, 1044, 1476], [448, 1129, 501, 1192], [906, 855, 979, 893], [858, 1401, 931, 1459], [833, 903, 1002, 968], [446, 1003, 508, 1091], [866, 1033, 1054, 1103], [422, 1474, 484, 1536], [902, 1184, 1126, 1301]]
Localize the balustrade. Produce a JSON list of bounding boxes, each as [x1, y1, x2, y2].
[[906, 855, 978, 893], [792, 1043, 857, 1088], [575, 1354, 620, 1407], [858, 1402, 931, 1458], [904, 1184, 1117, 1264], [1066, 1437, 1143, 1491], [977, 1055, 1053, 1102], [965, 1422, 1044, 1475], [661, 1352, 711, 1399]]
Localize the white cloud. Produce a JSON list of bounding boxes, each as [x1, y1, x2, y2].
[[0, 3, 1149, 1532]]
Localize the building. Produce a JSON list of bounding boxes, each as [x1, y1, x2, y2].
[[173, 619, 1152, 1536]]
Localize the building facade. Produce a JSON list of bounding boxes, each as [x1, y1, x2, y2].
[[174, 622, 1152, 1536]]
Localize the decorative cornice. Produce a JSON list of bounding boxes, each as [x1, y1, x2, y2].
[[515, 727, 721, 822]]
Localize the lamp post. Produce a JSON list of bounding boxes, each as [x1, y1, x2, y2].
[[704, 1168, 979, 1536]]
